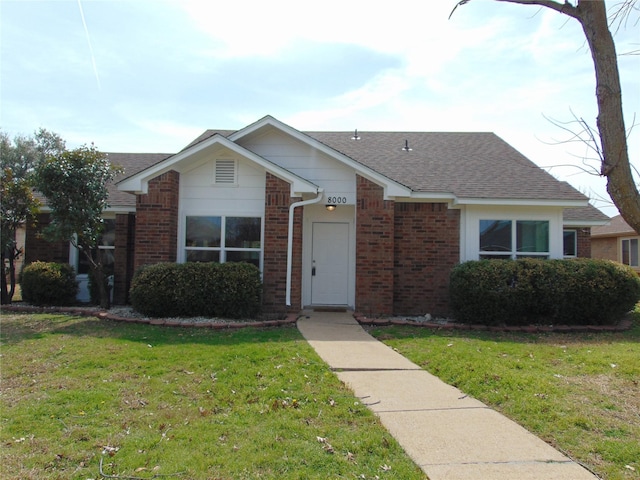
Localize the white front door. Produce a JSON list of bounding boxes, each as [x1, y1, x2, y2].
[[311, 222, 350, 305]]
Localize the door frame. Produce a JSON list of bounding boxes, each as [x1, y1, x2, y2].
[[301, 204, 355, 309]]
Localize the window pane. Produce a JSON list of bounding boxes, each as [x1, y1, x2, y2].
[[517, 221, 549, 253], [563, 230, 577, 256], [225, 217, 261, 248], [226, 250, 260, 267], [186, 250, 220, 263], [99, 219, 116, 247], [631, 239, 639, 267], [186, 216, 221, 247], [480, 220, 512, 252], [623, 240, 630, 265]]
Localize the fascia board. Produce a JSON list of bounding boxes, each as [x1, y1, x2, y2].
[[230, 116, 412, 198], [563, 219, 610, 227], [453, 197, 588, 208]]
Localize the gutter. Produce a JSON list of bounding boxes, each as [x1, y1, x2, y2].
[[286, 190, 324, 307]]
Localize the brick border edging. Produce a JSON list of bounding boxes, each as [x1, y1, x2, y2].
[[353, 312, 635, 333], [2, 305, 301, 329]]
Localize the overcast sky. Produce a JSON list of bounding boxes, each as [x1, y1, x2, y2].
[[2, 0, 638, 217]]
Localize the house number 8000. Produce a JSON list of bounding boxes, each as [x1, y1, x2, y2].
[[327, 196, 347, 204]]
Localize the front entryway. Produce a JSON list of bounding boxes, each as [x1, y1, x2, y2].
[[311, 222, 350, 305]]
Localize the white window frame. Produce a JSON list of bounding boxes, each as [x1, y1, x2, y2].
[[183, 215, 263, 269], [621, 237, 639, 267], [479, 219, 550, 260]]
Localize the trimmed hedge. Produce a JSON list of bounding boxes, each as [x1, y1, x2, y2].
[[20, 261, 78, 306], [129, 262, 262, 319], [450, 258, 640, 326]]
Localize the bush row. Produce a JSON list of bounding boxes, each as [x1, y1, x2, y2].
[[450, 258, 640, 326], [20, 261, 78, 306], [129, 262, 262, 319]]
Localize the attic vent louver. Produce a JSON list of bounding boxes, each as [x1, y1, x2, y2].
[[351, 129, 361, 140], [215, 159, 236, 184]]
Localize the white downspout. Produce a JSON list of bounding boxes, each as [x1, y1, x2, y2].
[[286, 190, 324, 307]]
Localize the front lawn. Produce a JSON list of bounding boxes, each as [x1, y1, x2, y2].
[[369, 309, 640, 480], [0, 313, 425, 480]]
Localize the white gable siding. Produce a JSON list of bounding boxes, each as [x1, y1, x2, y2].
[[180, 157, 266, 214], [239, 129, 356, 204]]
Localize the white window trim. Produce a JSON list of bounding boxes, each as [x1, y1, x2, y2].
[[620, 236, 640, 267], [181, 214, 263, 269]]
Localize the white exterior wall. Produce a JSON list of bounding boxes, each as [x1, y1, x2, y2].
[[177, 156, 266, 262], [240, 129, 357, 205], [461, 205, 565, 261]]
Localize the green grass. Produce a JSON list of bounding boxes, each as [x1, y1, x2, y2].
[[369, 310, 640, 480], [0, 313, 426, 480]]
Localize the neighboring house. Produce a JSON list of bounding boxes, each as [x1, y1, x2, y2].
[[592, 215, 640, 272], [25, 115, 609, 314]]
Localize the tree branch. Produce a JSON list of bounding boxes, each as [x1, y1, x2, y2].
[[450, 0, 580, 19]]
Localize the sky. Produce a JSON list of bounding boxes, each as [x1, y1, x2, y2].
[[1, 0, 638, 217]]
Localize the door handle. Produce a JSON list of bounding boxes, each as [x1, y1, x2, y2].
[[312, 267, 316, 276]]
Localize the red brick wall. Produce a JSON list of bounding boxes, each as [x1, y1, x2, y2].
[[134, 171, 179, 270], [24, 213, 70, 265], [393, 203, 460, 316], [355, 175, 395, 315], [577, 228, 591, 258], [113, 213, 135, 305], [262, 173, 302, 312]]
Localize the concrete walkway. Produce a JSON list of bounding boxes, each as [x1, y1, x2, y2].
[[297, 311, 598, 480]]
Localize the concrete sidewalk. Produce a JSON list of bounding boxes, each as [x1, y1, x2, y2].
[[297, 311, 598, 480]]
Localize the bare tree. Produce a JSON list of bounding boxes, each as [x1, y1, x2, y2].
[[453, 0, 640, 231]]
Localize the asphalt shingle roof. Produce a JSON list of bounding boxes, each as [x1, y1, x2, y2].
[[305, 131, 587, 201], [106, 152, 172, 208], [592, 214, 637, 237], [112, 127, 591, 209]]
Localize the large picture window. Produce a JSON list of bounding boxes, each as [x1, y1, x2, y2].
[[185, 216, 261, 268], [480, 220, 549, 259], [622, 238, 639, 267]]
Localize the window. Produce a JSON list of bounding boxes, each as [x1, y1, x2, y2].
[[77, 219, 116, 275], [622, 238, 639, 267], [480, 220, 549, 259], [563, 230, 577, 257], [185, 216, 261, 268]]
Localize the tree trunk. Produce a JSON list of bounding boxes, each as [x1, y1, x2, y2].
[[1, 252, 9, 305], [576, 0, 640, 232]]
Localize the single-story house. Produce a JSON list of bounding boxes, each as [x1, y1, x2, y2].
[[25, 115, 609, 314], [592, 215, 639, 272]]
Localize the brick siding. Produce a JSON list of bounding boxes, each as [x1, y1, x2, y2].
[[262, 173, 302, 312], [393, 202, 460, 316], [24, 213, 70, 265], [591, 237, 617, 262], [576, 228, 591, 258], [113, 213, 135, 305], [133, 171, 179, 270], [355, 175, 395, 315]]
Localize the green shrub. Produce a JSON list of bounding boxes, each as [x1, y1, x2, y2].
[[20, 261, 78, 306], [129, 262, 262, 319], [450, 258, 640, 326]]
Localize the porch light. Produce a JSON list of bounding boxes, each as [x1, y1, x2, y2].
[[326, 204, 336, 212]]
